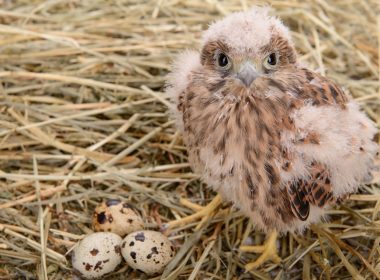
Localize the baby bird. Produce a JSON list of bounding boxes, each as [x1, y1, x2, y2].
[[165, 7, 378, 269]]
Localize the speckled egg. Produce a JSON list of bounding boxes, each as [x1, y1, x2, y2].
[[92, 199, 144, 237], [121, 230, 175, 275], [72, 232, 122, 279]]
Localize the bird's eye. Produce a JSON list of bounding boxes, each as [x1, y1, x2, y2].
[[263, 52, 278, 70], [267, 53, 277, 66], [217, 53, 230, 69]]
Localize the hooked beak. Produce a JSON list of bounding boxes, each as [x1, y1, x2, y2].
[[236, 62, 259, 87]]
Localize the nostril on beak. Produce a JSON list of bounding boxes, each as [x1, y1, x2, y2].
[[237, 63, 259, 87]]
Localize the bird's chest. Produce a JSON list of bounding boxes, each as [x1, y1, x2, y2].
[[182, 91, 288, 190]]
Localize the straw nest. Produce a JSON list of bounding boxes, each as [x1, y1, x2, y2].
[[0, 1, 379, 279]]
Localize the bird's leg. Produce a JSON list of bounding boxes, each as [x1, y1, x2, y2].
[[240, 230, 281, 270], [164, 194, 222, 230]]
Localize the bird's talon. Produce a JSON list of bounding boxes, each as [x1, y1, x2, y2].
[[165, 194, 222, 230], [179, 198, 205, 211], [241, 231, 281, 270]]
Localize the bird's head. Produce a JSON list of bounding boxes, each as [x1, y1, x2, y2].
[[200, 7, 297, 92]]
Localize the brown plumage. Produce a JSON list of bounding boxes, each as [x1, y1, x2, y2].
[[166, 8, 378, 233]]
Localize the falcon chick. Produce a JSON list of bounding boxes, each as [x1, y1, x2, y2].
[[165, 7, 378, 269]]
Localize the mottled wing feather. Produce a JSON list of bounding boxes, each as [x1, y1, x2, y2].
[[308, 167, 334, 207], [300, 69, 349, 108], [287, 164, 335, 220], [287, 179, 310, 221]]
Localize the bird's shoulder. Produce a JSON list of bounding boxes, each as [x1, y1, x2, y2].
[[166, 51, 201, 112], [286, 67, 349, 108]]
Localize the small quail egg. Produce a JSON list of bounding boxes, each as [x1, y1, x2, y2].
[[72, 232, 122, 279], [92, 199, 144, 237], [121, 230, 176, 275]]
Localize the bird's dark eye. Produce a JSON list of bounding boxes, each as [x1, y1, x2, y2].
[[217, 53, 229, 68], [267, 53, 277, 66]]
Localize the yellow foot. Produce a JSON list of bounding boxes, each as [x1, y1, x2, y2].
[[240, 231, 281, 270], [164, 194, 222, 230]]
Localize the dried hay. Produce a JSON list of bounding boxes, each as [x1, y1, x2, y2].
[[0, 0, 379, 279]]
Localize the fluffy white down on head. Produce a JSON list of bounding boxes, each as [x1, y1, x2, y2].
[[202, 7, 291, 53]]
